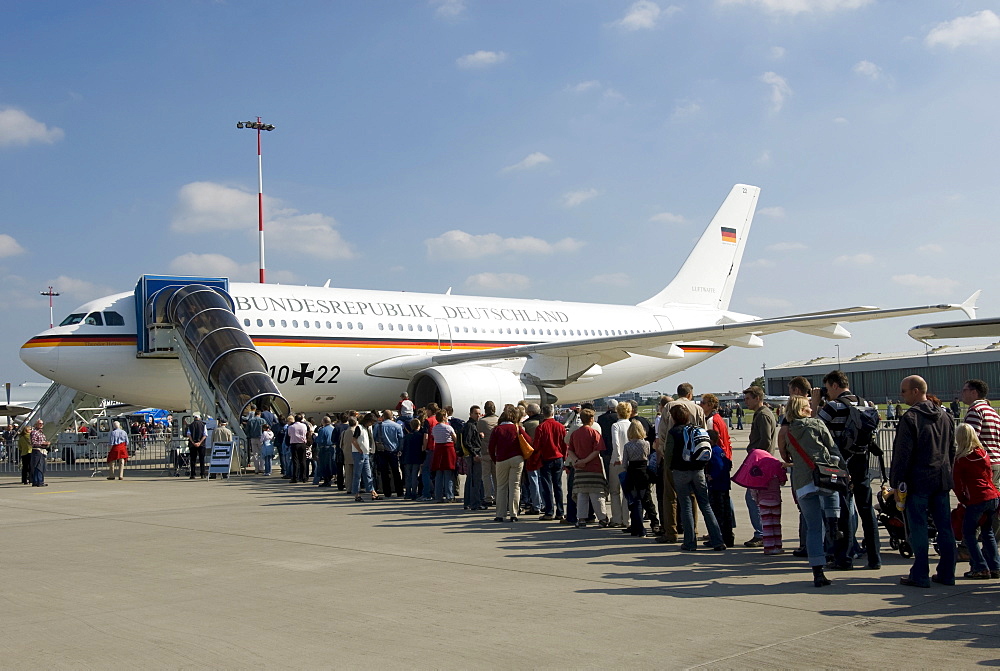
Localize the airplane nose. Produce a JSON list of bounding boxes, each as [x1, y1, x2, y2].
[[20, 334, 59, 377]]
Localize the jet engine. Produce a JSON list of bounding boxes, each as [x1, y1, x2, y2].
[[408, 365, 555, 412]]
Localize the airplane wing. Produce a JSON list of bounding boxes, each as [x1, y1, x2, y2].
[[909, 316, 1000, 342], [366, 293, 980, 382]]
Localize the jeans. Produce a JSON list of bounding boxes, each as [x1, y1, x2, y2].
[[420, 451, 435, 499], [848, 452, 881, 565], [434, 468, 454, 501], [746, 487, 763, 539], [464, 456, 483, 508], [905, 490, 957, 585], [376, 451, 404, 497], [798, 490, 841, 567], [30, 449, 46, 486], [403, 464, 420, 499], [709, 490, 735, 546], [963, 497, 1000, 573], [352, 451, 374, 496], [280, 443, 291, 476], [261, 454, 273, 475], [520, 469, 541, 510], [673, 469, 724, 549], [539, 458, 565, 517]]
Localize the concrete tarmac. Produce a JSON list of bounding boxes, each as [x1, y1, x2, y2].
[[2, 442, 998, 668]]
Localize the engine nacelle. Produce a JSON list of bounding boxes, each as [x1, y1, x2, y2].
[[408, 365, 555, 412]]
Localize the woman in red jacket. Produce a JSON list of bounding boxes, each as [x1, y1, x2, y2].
[[954, 424, 1000, 579], [488, 407, 530, 522]]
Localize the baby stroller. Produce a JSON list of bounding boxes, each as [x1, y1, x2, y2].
[[876, 486, 937, 557]]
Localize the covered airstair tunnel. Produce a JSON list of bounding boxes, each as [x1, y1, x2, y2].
[[138, 275, 290, 427]]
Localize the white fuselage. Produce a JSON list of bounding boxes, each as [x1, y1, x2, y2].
[[21, 283, 740, 412]]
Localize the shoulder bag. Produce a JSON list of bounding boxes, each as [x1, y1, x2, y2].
[[787, 432, 851, 494]]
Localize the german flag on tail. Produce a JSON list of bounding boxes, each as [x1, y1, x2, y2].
[[721, 226, 737, 244]]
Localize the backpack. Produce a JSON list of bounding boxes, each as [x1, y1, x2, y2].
[[837, 396, 881, 456], [681, 425, 713, 463]]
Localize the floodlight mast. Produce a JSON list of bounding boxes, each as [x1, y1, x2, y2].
[[236, 117, 275, 283], [40, 286, 59, 328]]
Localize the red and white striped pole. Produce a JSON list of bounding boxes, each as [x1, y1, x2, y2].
[[40, 286, 59, 328], [237, 118, 275, 284]]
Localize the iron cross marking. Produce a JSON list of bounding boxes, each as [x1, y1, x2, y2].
[[290, 363, 315, 386]]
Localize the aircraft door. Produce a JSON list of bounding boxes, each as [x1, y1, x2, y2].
[[434, 319, 453, 351], [654, 315, 674, 332]]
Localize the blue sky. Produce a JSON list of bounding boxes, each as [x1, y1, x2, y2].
[[3, 0, 1000, 397]]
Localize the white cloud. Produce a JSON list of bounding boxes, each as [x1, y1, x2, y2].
[[588, 272, 631, 287], [925, 10, 1000, 49], [760, 72, 792, 112], [501, 152, 552, 173], [44, 275, 116, 301], [0, 108, 65, 147], [758, 206, 786, 218], [613, 1, 680, 30], [649, 212, 686, 224], [424, 230, 584, 259], [718, 0, 872, 14], [671, 100, 701, 120], [770, 46, 786, 59], [170, 182, 354, 260], [602, 88, 627, 103], [168, 253, 297, 284], [747, 258, 776, 268], [766, 241, 806, 252], [431, 0, 465, 19], [835, 253, 874, 265], [853, 60, 882, 80], [567, 80, 601, 93], [917, 243, 944, 254], [892, 273, 960, 297], [0, 234, 26, 257], [456, 50, 508, 69], [755, 150, 772, 165], [833, 116, 850, 124], [747, 296, 792, 309], [465, 272, 530, 291], [561, 188, 599, 208]]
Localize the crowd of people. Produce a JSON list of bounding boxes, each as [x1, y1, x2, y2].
[[212, 373, 999, 589]]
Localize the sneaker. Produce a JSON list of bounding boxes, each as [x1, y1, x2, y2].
[[931, 574, 955, 586], [574, 521, 587, 528], [743, 537, 764, 548], [712, 544, 727, 551], [656, 535, 678, 544], [560, 517, 574, 525], [962, 570, 990, 580], [791, 547, 808, 558], [991, 570, 1000, 579], [764, 549, 785, 556], [598, 519, 610, 528], [899, 576, 930, 588], [539, 514, 554, 521]]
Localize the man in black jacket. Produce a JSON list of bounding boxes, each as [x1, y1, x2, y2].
[[890, 375, 957, 588]]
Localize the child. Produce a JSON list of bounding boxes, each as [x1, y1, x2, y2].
[[705, 429, 734, 547], [260, 426, 275, 475], [734, 448, 787, 555], [400, 419, 424, 500]]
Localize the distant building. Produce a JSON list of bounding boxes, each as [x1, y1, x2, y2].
[[765, 343, 1000, 403]]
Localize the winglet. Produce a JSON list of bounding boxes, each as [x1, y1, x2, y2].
[[961, 290, 981, 319]]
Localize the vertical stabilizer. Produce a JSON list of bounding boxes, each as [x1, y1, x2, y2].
[[638, 184, 759, 311]]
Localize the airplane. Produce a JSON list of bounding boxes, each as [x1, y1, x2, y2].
[[20, 184, 979, 416]]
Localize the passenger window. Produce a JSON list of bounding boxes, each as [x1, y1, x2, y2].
[[387, 323, 393, 331], [379, 323, 384, 330], [243, 319, 250, 327], [269, 319, 275, 327], [314, 321, 320, 329], [59, 313, 86, 326], [104, 311, 125, 326], [292, 320, 299, 328], [417, 324, 422, 332], [256, 319, 263, 327], [398, 324, 403, 331], [348, 322, 354, 330], [303, 321, 309, 328], [325, 321, 331, 329], [281, 320, 287, 327], [337, 322, 343, 329], [84, 312, 104, 326], [358, 322, 364, 330]]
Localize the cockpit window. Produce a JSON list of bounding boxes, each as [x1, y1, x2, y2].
[[104, 311, 125, 326], [59, 313, 86, 326], [84, 312, 104, 326]]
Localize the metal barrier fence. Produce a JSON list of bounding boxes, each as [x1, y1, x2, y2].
[[0, 435, 246, 477]]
